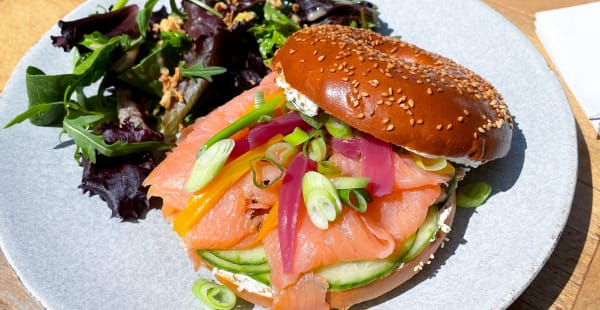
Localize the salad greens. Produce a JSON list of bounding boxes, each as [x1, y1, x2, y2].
[[5, 0, 380, 221]]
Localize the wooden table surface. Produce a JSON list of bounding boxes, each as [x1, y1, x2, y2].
[[1, 1, 599, 309]]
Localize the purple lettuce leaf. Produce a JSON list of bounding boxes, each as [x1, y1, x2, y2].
[[51, 5, 140, 52]]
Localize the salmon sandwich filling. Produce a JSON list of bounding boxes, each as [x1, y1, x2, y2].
[[144, 25, 512, 309]]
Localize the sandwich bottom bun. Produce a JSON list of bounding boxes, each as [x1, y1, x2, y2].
[[214, 194, 456, 309]]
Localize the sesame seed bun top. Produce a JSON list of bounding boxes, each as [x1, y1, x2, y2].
[[271, 24, 512, 165]]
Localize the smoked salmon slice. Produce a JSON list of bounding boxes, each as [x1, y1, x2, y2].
[[143, 72, 279, 219]]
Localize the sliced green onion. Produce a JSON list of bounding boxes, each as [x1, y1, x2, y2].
[[325, 116, 353, 139], [283, 127, 310, 147], [331, 177, 370, 189], [307, 137, 327, 162], [186, 139, 235, 192], [338, 188, 372, 213], [300, 111, 328, 129], [198, 93, 283, 156], [456, 182, 492, 208], [254, 91, 265, 108], [317, 161, 342, 175], [192, 278, 236, 310], [302, 171, 342, 230], [265, 142, 298, 167], [250, 157, 285, 189]]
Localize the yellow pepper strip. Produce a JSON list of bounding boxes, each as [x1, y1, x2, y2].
[[173, 134, 284, 237], [257, 201, 279, 241], [410, 153, 455, 175]]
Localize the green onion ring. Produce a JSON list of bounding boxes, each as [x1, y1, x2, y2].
[[283, 127, 310, 147], [185, 139, 235, 192], [317, 161, 342, 175], [250, 157, 285, 189], [192, 278, 236, 310], [456, 182, 492, 208], [330, 177, 370, 189], [325, 116, 353, 139], [338, 188, 372, 213], [302, 171, 342, 229]]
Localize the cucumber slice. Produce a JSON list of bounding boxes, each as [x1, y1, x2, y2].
[[396, 232, 417, 261], [210, 246, 267, 265], [199, 251, 270, 275], [315, 257, 400, 291], [402, 205, 440, 262], [249, 272, 271, 286]]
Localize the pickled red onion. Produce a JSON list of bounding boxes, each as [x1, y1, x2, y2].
[[248, 112, 312, 148], [360, 135, 394, 197], [331, 138, 362, 159], [278, 153, 314, 273]]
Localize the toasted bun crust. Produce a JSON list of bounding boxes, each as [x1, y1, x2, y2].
[[271, 25, 512, 164], [214, 195, 456, 309]]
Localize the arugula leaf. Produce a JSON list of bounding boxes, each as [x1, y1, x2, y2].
[[136, 0, 159, 38], [179, 62, 227, 82], [4, 102, 64, 128], [63, 114, 169, 164]]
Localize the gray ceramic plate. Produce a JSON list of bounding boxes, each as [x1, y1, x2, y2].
[[0, 0, 577, 309]]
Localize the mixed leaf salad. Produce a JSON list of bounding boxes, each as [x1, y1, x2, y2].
[[5, 0, 379, 221]]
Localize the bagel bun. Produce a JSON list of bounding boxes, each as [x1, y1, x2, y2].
[[271, 24, 513, 166], [212, 195, 456, 309]]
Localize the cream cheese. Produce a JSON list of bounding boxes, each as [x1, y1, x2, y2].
[[275, 74, 320, 117]]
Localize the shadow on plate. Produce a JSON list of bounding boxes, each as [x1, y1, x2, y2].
[[509, 125, 592, 309]]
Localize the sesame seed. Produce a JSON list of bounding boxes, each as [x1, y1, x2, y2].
[[317, 55, 325, 62], [352, 100, 360, 107], [473, 132, 479, 139], [386, 124, 395, 131], [388, 87, 393, 96], [383, 118, 390, 124], [416, 79, 423, 84], [447, 124, 453, 130], [357, 113, 365, 119], [289, 49, 296, 54], [427, 87, 433, 95], [408, 99, 415, 108], [361, 91, 369, 97], [320, 67, 324, 73], [436, 124, 443, 130], [313, 50, 318, 55], [463, 109, 470, 116], [457, 116, 464, 122], [410, 119, 415, 127], [478, 127, 486, 133], [416, 118, 424, 125], [341, 77, 349, 82]]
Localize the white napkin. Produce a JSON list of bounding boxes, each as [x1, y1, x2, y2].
[[535, 2, 600, 135]]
